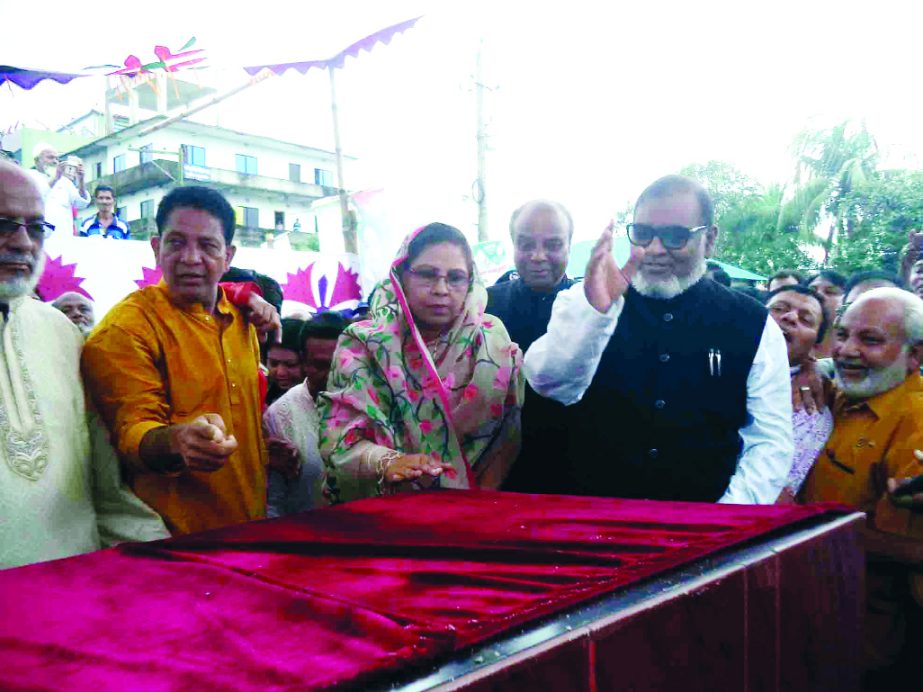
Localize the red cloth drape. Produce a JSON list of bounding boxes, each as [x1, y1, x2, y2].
[[0, 491, 845, 689]]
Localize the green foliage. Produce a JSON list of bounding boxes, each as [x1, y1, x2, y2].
[[289, 232, 320, 252], [829, 170, 923, 273], [713, 186, 814, 275], [677, 122, 920, 278], [786, 121, 879, 261], [679, 161, 762, 219], [679, 161, 811, 275]]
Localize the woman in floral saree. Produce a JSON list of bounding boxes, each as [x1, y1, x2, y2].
[[318, 222, 524, 502]]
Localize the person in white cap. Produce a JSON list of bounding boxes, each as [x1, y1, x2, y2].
[[26, 143, 90, 236]]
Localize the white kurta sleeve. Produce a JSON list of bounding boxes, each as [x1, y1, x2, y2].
[[89, 408, 170, 545], [68, 178, 91, 210], [523, 283, 623, 405], [719, 316, 794, 504]]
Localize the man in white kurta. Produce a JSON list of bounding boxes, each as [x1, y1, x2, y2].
[[0, 160, 167, 570], [263, 313, 348, 516], [26, 145, 90, 237], [264, 381, 325, 517]]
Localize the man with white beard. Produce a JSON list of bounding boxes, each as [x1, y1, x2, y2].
[[524, 175, 792, 503], [26, 144, 90, 237], [52, 291, 95, 335], [800, 287, 923, 682], [0, 160, 167, 569]]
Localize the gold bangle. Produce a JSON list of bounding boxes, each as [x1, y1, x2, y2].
[[376, 450, 401, 493], [360, 447, 375, 476]]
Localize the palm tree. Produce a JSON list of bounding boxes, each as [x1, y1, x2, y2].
[[717, 185, 813, 274], [778, 121, 879, 264]]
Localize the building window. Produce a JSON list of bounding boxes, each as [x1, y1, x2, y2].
[[140, 144, 153, 164], [183, 145, 206, 167], [116, 206, 127, 220], [314, 168, 334, 187], [94, 162, 103, 178], [237, 206, 259, 228], [140, 199, 155, 219], [113, 154, 126, 174], [235, 154, 258, 176], [289, 163, 301, 182], [274, 211, 285, 230]]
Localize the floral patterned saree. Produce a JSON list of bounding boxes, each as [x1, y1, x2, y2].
[[318, 230, 524, 501]]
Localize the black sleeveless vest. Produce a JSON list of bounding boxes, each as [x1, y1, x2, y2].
[[562, 279, 767, 502], [487, 278, 579, 493]]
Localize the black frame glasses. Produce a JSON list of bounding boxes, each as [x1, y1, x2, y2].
[[405, 266, 471, 292], [626, 223, 708, 250], [0, 217, 55, 241]]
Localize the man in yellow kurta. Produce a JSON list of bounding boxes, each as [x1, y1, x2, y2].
[[82, 186, 267, 535], [801, 287, 923, 683]]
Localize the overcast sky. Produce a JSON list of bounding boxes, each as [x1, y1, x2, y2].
[[3, 0, 922, 243]]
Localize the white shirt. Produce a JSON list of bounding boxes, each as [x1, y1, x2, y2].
[[26, 168, 90, 236], [263, 381, 325, 517], [0, 298, 167, 569], [524, 283, 794, 505]]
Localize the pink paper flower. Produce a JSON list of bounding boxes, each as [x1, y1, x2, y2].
[[419, 420, 434, 435], [463, 384, 480, 401]]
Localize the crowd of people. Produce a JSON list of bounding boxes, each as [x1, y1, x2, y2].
[[1, 157, 922, 685], [24, 144, 132, 239]]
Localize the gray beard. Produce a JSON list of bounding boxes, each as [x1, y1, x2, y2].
[[834, 351, 910, 399], [0, 253, 45, 301], [632, 258, 707, 300]]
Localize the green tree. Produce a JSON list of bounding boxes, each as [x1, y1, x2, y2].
[[783, 120, 879, 264], [680, 161, 811, 275], [714, 186, 813, 275], [679, 161, 762, 219], [829, 170, 923, 274]]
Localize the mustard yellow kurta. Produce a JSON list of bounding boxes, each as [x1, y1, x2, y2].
[[801, 374, 923, 528], [81, 282, 267, 535], [801, 374, 923, 668]]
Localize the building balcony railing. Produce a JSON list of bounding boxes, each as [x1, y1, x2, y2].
[[96, 159, 338, 202], [128, 216, 319, 251]]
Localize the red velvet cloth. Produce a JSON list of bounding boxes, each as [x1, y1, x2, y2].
[[0, 491, 844, 689]]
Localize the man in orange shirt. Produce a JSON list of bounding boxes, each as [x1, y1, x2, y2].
[[82, 186, 269, 535], [801, 286, 923, 684]]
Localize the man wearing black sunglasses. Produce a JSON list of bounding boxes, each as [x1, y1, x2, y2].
[[524, 175, 792, 505]]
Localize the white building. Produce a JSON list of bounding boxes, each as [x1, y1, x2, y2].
[[68, 116, 352, 248]]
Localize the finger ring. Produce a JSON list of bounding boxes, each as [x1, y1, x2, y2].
[[800, 386, 811, 392]]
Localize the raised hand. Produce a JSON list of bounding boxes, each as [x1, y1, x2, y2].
[[244, 292, 282, 343], [583, 222, 643, 313]]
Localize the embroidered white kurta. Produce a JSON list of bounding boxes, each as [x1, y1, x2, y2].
[[0, 297, 167, 569]]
